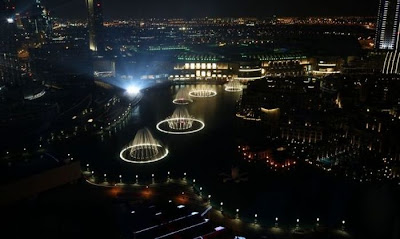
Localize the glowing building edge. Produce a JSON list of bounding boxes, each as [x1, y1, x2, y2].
[[119, 144, 169, 164], [156, 118, 205, 135]]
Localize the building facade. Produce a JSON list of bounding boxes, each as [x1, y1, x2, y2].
[[0, 0, 21, 87], [375, 0, 400, 50], [86, 0, 104, 53], [375, 0, 400, 74]]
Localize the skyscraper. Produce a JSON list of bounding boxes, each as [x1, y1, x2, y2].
[[0, 0, 21, 86], [375, 0, 400, 51], [375, 0, 400, 74], [27, 0, 53, 39], [86, 0, 104, 53]]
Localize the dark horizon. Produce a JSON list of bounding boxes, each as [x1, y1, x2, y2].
[[32, 0, 380, 19]]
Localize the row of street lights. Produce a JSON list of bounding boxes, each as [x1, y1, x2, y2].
[[85, 169, 347, 230]]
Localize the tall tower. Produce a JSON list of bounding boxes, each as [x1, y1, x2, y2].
[[29, 0, 53, 38], [376, 1, 400, 74], [86, 0, 104, 53], [0, 0, 21, 86], [375, 0, 400, 50]]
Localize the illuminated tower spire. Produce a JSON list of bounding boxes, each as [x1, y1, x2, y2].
[[86, 0, 104, 53]]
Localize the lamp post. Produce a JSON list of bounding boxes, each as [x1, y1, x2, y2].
[[275, 217, 279, 228], [342, 220, 346, 230], [236, 209, 239, 219]]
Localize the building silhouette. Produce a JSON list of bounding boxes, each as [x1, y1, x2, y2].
[[86, 0, 104, 53]]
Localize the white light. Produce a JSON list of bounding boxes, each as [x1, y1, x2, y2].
[[7, 18, 14, 24], [156, 118, 205, 135], [214, 226, 225, 231], [127, 86, 140, 95], [177, 205, 185, 209], [342, 220, 346, 224]]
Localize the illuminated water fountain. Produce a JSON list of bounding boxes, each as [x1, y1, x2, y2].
[[224, 79, 243, 92], [188, 85, 217, 98], [120, 128, 168, 163], [156, 107, 205, 135], [173, 88, 193, 105]]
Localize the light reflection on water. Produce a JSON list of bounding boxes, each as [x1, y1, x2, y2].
[[57, 84, 364, 227]]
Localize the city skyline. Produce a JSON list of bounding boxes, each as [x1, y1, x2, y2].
[[1, 0, 399, 239], [24, 0, 381, 19]]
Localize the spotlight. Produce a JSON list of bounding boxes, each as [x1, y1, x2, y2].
[[127, 86, 140, 95]]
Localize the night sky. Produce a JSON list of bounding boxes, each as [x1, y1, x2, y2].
[[37, 0, 379, 19]]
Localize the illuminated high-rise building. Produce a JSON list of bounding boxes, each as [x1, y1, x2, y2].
[[376, 0, 400, 74], [375, 0, 400, 51], [27, 0, 53, 38], [86, 0, 104, 53], [0, 0, 21, 86]]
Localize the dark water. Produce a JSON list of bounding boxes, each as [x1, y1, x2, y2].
[[53, 84, 399, 238]]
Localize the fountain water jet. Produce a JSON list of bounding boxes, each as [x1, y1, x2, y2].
[[156, 107, 205, 135], [224, 79, 243, 92], [167, 107, 195, 130], [173, 88, 193, 105], [120, 128, 168, 163], [188, 85, 217, 98]]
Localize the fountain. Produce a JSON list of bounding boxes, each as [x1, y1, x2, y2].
[[173, 88, 193, 105], [188, 85, 217, 98], [156, 107, 205, 135], [224, 79, 243, 92], [120, 128, 168, 163]]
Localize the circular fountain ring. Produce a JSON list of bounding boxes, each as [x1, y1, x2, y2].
[[224, 79, 243, 92], [172, 98, 193, 105], [120, 144, 169, 164], [188, 89, 217, 98], [225, 87, 243, 92], [173, 88, 193, 104], [156, 118, 205, 135], [120, 128, 168, 164]]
